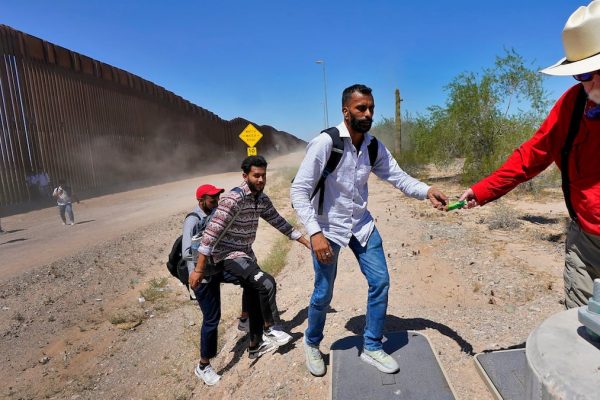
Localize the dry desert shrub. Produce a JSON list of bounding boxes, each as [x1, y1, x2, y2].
[[140, 277, 169, 302], [108, 307, 145, 329], [486, 203, 522, 231]]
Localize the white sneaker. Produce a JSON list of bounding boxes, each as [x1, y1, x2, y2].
[[263, 326, 292, 345], [194, 363, 221, 385], [238, 317, 249, 332], [303, 339, 325, 376], [248, 338, 278, 359], [360, 349, 399, 373]]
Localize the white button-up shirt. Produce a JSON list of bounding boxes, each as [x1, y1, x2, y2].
[[290, 122, 430, 247]]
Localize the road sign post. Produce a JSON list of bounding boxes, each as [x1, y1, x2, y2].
[[239, 123, 263, 155]]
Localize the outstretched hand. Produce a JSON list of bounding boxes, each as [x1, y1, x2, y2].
[[458, 188, 479, 208], [427, 187, 448, 211]]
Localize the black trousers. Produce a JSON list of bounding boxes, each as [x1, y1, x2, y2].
[[194, 257, 280, 358], [223, 257, 281, 343]]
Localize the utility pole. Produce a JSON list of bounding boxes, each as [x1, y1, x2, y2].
[[315, 60, 329, 129], [394, 89, 402, 155]]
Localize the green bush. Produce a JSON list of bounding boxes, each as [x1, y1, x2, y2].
[[376, 49, 552, 189]]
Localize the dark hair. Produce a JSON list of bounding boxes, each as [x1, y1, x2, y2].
[[241, 155, 268, 173], [342, 84, 372, 106]]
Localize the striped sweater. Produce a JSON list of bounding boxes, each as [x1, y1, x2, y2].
[[198, 182, 301, 263]]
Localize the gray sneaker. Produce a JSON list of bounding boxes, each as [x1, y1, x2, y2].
[[303, 340, 325, 376], [360, 349, 399, 373]]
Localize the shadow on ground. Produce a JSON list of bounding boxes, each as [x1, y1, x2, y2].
[[345, 314, 475, 355]]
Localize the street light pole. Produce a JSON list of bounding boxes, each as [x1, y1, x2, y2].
[[315, 60, 329, 128]]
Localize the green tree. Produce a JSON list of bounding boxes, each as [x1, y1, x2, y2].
[[410, 49, 551, 183]]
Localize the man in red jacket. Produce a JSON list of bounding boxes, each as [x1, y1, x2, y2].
[[460, 1, 600, 309]]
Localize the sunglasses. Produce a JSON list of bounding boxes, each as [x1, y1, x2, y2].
[[573, 70, 600, 82]]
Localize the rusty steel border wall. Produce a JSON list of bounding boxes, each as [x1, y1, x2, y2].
[[0, 25, 304, 207]]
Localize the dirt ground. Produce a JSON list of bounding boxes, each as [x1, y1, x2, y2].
[[0, 151, 567, 400]]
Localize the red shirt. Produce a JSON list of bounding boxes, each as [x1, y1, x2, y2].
[[471, 84, 600, 235]]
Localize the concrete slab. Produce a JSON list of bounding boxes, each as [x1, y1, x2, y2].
[[330, 331, 455, 400], [474, 349, 527, 400]]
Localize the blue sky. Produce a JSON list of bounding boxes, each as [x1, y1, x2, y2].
[[1, 1, 583, 140]]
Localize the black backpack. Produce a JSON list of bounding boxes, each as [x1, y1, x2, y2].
[[307, 127, 379, 214], [166, 212, 202, 286], [166, 186, 246, 286]]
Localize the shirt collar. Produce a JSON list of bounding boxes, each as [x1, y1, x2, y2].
[[239, 181, 266, 200]]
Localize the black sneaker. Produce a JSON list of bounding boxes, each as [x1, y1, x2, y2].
[[248, 338, 278, 359]]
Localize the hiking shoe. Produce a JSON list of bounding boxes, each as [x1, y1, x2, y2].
[[194, 363, 221, 386], [263, 326, 292, 345], [248, 338, 278, 359], [238, 317, 249, 332], [360, 349, 399, 373], [303, 340, 325, 376]]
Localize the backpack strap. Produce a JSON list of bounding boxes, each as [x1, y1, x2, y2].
[[184, 212, 202, 221], [367, 136, 379, 167], [184, 212, 203, 235], [310, 128, 379, 215], [311, 127, 344, 215], [561, 84, 587, 222], [208, 186, 246, 263]]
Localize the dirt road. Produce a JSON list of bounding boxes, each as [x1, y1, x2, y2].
[[0, 152, 568, 399]]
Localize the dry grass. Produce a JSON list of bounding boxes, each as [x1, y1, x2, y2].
[[140, 277, 169, 302], [108, 306, 145, 329], [260, 216, 297, 277]]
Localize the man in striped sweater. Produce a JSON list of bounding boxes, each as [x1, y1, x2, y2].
[[190, 156, 311, 366]]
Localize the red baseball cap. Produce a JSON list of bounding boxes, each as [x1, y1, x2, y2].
[[196, 184, 224, 199]]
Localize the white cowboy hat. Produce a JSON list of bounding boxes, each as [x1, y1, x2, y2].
[[542, 0, 600, 76]]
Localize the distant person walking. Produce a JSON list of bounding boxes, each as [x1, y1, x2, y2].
[[189, 156, 311, 384], [459, 0, 600, 309], [291, 83, 448, 377], [52, 179, 79, 226]]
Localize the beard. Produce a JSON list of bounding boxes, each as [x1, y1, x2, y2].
[[247, 180, 264, 194], [349, 114, 373, 133], [588, 87, 600, 104]]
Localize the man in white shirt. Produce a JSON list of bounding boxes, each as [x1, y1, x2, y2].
[[291, 84, 447, 376]]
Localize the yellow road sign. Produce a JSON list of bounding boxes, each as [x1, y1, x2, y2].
[[247, 147, 257, 156], [239, 123, 263, 147]]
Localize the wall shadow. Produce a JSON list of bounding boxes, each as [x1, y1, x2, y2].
[[0, 238, 27, 245]]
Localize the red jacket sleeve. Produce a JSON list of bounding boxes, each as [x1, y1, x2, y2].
[[471, 85, 580, 205]]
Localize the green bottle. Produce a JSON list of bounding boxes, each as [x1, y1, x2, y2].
[[447, 200, 466, 211]]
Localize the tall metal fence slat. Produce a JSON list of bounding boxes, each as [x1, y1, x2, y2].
[[0, 25, 304, 207]]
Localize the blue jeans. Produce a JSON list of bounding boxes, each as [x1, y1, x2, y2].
[[58, 203, 74, 224], [305, 227, 389, 351], [194, 271, 242, 360]]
